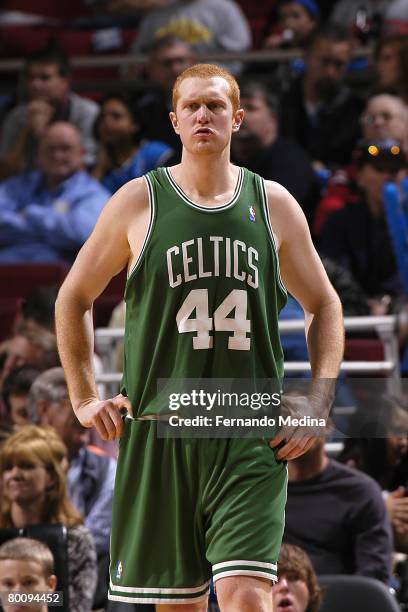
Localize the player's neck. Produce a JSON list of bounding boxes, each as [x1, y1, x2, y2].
[[175, 149, 238, 201]]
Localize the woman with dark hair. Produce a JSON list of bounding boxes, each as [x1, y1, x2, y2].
[[92, 92, 172, 193], [273, 543, 321, 612], [0, 425, 97, 612], [374, 34, 408, 102]]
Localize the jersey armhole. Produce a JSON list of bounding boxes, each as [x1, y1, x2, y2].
[[126, 174, 156, 284], [259, 177, 288, 297]]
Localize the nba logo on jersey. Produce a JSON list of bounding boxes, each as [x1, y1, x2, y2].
[[116, 560, 123, 579], [249, 205, 256, 222]]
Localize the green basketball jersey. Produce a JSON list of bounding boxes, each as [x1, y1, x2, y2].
[[121, 166, 287, 416]]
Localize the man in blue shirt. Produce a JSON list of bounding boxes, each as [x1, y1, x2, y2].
[[0, 121, 109, 263]]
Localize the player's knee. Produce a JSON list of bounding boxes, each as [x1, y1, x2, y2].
[[216, 577, 272, 612]]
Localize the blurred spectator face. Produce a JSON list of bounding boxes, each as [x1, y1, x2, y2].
[[149, 41, 195, 92], [279, 2, 317, 44], [37, 122, 84, 185], [375, 42, 401, 89], [98, 98, 138, 146], [273, 574, 310, 612], [0, 337, 41, 388], [39, 397, 89, 460], [0, 559, 56, 612], [386, 411, 408, 466], [2, 456, 54, 506], [361, 95, 407, 142], [233, 93, 277, 156], [387, 433, 408, 466], [357, 163, 405, 206], [26, 62, 69, 104], [7, 394, 30, 428], [306, 37, 351, 100]]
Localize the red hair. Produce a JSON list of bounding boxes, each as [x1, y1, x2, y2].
[[172, 63, 240, 113]]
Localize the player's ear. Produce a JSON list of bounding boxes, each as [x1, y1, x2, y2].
[[169, 112, 180, 134], [232, 108, 244, 132]]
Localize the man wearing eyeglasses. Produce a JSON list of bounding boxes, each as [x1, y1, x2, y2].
[[280, 23, 364, 169], [361, 93, 408, 151]]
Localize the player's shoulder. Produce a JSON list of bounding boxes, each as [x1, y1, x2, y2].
[[262, 180, 308, 246], [106, 176, 150, 212], [263, 179, 293, 204], [93, 177, 150, 235], [263, 179, 303, 218]]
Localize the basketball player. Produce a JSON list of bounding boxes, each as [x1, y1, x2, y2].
[[55, 64, 344, 611]]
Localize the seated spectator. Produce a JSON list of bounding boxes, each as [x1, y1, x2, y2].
[[263, 0, 320, 50], [374, 34, 408, 103], [0, 425, 97, 612], [29, 368, 116, 557], [0, 121, 109, 263], [279, 24, 365, 169], [232, 79, 320, 224], [284, 437, 393, 582], [339, 398, 408, 551], [16, 286, 60, 333], [0, 46, 99, 179], [0, 320, 59, 391], [92, 92, 172, 193], [0, 537, 57, 612], [313, 93, 408, 233], [1, 366, 40, 428], [319, 138, 407, 313], [273, 543, 321, 612], [128, 0, 251, 69], [134, 36, 196, 157]]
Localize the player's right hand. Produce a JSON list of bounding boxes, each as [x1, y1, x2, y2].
[[75, 394, 133, 441]]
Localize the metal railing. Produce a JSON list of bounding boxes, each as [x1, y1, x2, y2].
[[95, 315, 401, 396], [0, 46, 372, 73]]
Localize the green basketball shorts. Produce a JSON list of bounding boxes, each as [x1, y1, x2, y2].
[[108, 417, 288, 605]]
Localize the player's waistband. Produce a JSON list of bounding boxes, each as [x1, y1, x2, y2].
[[125, 413, 177, 423]]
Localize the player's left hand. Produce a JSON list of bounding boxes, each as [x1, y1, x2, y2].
[[269, 393, 330, 461]]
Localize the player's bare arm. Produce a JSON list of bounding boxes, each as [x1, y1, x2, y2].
[[55, 177, 150, 440], [266, 181, 344, 460]]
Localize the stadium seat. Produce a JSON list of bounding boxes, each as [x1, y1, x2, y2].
[[344, 338, 384, 362], [0, 264, 68, 299], [318, 574, 400, 612]]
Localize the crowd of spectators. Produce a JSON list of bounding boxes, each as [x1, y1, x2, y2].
[[0, 0, 407, 611]]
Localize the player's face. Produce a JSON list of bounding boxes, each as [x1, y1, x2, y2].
[[170, 77, 244, 155], [272, 574, 310, 612], [0, 559, 56, 612]]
